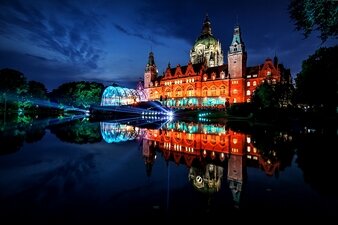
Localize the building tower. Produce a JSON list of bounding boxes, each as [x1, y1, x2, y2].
[[228, 26, 247, 78], [144, 51, 158, 88], [190, 15, 223, 67], [227, 154, 244, 208]]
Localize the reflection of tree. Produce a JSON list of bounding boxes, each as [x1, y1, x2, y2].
[[0, 132, 24, 155], [0, 118, 47, 154], [50, 120, 102, 144], [25, 123, 48, 143], [296, 128, 337, 196], [227, 121, 295, 176]]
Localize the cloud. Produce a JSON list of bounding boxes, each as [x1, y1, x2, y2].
[[0, 0, 103, 70], [112, 22, 165, 46]]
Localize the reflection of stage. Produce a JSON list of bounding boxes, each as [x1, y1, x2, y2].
[[100, 122, 140, 143]]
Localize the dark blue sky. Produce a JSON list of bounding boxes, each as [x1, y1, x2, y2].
[[0, 0, 336, 90]]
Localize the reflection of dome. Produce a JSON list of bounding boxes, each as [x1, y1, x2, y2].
[[189, 164, 223, 194], [100, 122, 139, 143]]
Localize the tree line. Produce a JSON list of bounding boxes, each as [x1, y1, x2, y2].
[[0, 68, 104, 115]]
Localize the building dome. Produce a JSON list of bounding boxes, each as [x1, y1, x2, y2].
[[194, 34, 218, 49], [190, 15, 223, 67]]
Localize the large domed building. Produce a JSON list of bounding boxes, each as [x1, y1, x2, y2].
[[190, 15, 223, 67], [143, 15, 291, 108]]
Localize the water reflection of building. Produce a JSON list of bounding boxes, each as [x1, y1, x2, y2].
[[140, 121, 288, 207], [189, 164, 223, 194], [100, 121, 292, 207]]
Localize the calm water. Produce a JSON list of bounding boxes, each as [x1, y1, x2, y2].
[[0, 117, 337, 223]]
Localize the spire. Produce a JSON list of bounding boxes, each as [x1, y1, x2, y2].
[[273, 51, 278, 67], [229, 25, 245, 53], [201, 14, 212, 35], [231, 26, 243, 45], [147, 51, 155, 66]]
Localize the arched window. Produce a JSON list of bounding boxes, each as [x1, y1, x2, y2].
[[220, 71, 225, 79], [154, 91, 159, 99], [165, 88, 171, 98], [187, 86, 194, 97], [253, 81, 257, 86], [211, 86, 216, 96], [202, 87, 208, 96], [246, 90, 251, 96], [175, 87, 182, 97], [247, 81, 250, 87], [220, 86, 226, 95]]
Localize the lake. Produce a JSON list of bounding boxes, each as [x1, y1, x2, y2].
[[0, 116, 337, 223]]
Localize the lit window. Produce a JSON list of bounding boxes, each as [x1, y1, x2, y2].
[[220, 72, 225, 79], [233, 89, 238, 94], [246, 90, 251, 96], [211, 135, 216, 144], [247, 81, 250, 87], [247, 137, 251, 143], [253, 81, 257, 86], [175, 88, 182, 97], [267, 71, 271, 75], [187, 86, 194, 97], [232, 138, 238, 144], [211, 86, 216, 96], [202, 88, 208, 96], [220, 86, 226, 95], [165, 89, 171, 97], [247, 146, 251, 152]]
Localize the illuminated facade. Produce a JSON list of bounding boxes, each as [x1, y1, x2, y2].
[[144, 15, 291, 108]]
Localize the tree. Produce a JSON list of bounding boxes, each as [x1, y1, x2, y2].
[[295, 46, 338, 113], [0, 68, 28, 112], [27, 81, 48, 100], [252, 82, 278, 109], [288, 0, 338, 42], [49, 81, 104, 109]]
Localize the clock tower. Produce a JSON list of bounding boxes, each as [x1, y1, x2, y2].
[[228, 26, 247, 78], [144, 51, 158, 88]]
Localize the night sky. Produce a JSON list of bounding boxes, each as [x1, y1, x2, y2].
[[0, 0, 336, 91]]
